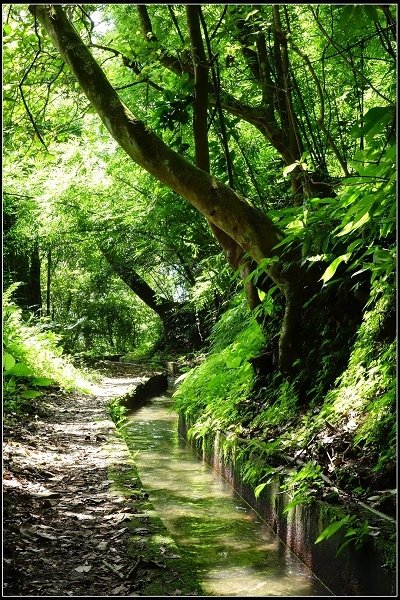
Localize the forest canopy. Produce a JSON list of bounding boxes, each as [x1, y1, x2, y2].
[[3, 4, 396, 513]]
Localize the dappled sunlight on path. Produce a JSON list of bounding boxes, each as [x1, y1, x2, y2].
[[3, 372, 157, 596]]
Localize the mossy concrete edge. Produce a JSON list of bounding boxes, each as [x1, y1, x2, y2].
[[178, 414, 396, 597], [103, 400, 204, 596]]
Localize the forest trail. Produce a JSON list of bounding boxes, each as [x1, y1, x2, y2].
[[3, 367, 200, 597]]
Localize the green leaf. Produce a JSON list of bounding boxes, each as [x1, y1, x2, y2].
[[336, 211, 370, 237], [226, 356, 243, 369], [310, 197, 335, 205], [287, 219, 304, 231], [21, 389, 42, 399], [283, 497, 303, 513], [315, 517, 350, 544], [3, 353, 16, 371], [254, 482, 268, 499], [273, 235, 297, 250], [283, 162, 299, 176], [347, 239, 363, 253], [7, 363, 34, 377], [244, 9, 259, 21], [335, 538, 353, 556], [358, 106, 394, 139], [5, 377, 16, 392], [320, 254, 350, 284], [3, 23, 12, 36], [32, 377, 53, 387], [363, 5, 380, 22]]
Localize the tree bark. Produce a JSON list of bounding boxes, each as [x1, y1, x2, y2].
[[135, 5, 335, 203], [31, 4, 312, 373], [186, 5, 262, 312], [100, 246, 174, 319]]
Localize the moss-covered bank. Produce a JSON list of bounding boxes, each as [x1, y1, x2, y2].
[[173, 281, 396, 581]]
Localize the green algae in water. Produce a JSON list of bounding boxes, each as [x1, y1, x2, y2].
[[122, 395, 332, 597]]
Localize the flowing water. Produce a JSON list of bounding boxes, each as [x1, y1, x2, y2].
[[124, 395, 332, 597]]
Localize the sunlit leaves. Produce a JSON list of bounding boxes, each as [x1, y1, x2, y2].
[[6, 362, 34, 377], [350, 105, 395, 141], [320, 254, 351, 284], [3, 286, 91, 399], [282, 161, 308, 177], [3, 353, 16, 371], [254, 482, 268, 499], [315, 516, 351, 544], [336, 211, 370, 238]]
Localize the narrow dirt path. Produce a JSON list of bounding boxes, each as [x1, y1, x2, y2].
[[3, 366, 201, 597]]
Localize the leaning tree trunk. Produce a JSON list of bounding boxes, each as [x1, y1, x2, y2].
[[100, 247, 205, 351], [31, 5, 315, 374]]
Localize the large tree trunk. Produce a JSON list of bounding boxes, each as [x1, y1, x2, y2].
[[186, 5, 262, 313], [31, 5, 314, 373], [135, 5, 337, 202]]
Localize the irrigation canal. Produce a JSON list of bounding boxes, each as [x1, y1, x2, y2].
[[123, 393, 333, 597]]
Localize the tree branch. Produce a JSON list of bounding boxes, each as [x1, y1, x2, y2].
[[90, 42, 165, 92], [186, 5, 210, 173], [18, 16, 48, 150], [290, 40, 350, 177], [310, 6, 392, 104], [136, 5, 191, 76], [31, 4, 311, 374], [167, 5, 185, 44]]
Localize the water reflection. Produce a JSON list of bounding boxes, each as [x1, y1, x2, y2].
[[125, 396, 332, 597]]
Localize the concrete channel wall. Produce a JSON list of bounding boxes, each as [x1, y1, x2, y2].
[[178, 415, 396, 597]]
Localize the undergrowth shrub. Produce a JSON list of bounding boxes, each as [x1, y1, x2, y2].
[[174, 277, 395, 504], [315, 280, 396, 475], [173, 293, 265, 437], [3, 284, 92, 416]]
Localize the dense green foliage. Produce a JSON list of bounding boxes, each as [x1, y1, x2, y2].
[[3, 284, 92, 417], [175, 279, 395, 491], [2, 3, 396, 545], [174, 294, 265, 431]]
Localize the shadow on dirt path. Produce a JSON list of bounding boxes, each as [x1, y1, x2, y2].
[[3, 366, 202, 597]]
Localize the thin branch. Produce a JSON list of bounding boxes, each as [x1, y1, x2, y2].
[[379, 6, 396, 40], [136, 5, 192, 76], [3, 192, 36, 199], [115, 81, 149, 92], [18, 16, 48, 151], [90, 42, 121, 57], [374, 20, 396, 62], [290, 40, 350, 177], [199, 9, 234, 188], [291, 70, 326, 171], [230, 129, 264, 206], [272, 5, 303, 163], [186, 5, 210, 173], [210, 6, 228, 41], [78, 5, 94, 36], [167, 5, 185, 44], [90, 42, 165, 92], [5, 4, 12, 24], [310, 7, 392, 104]]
